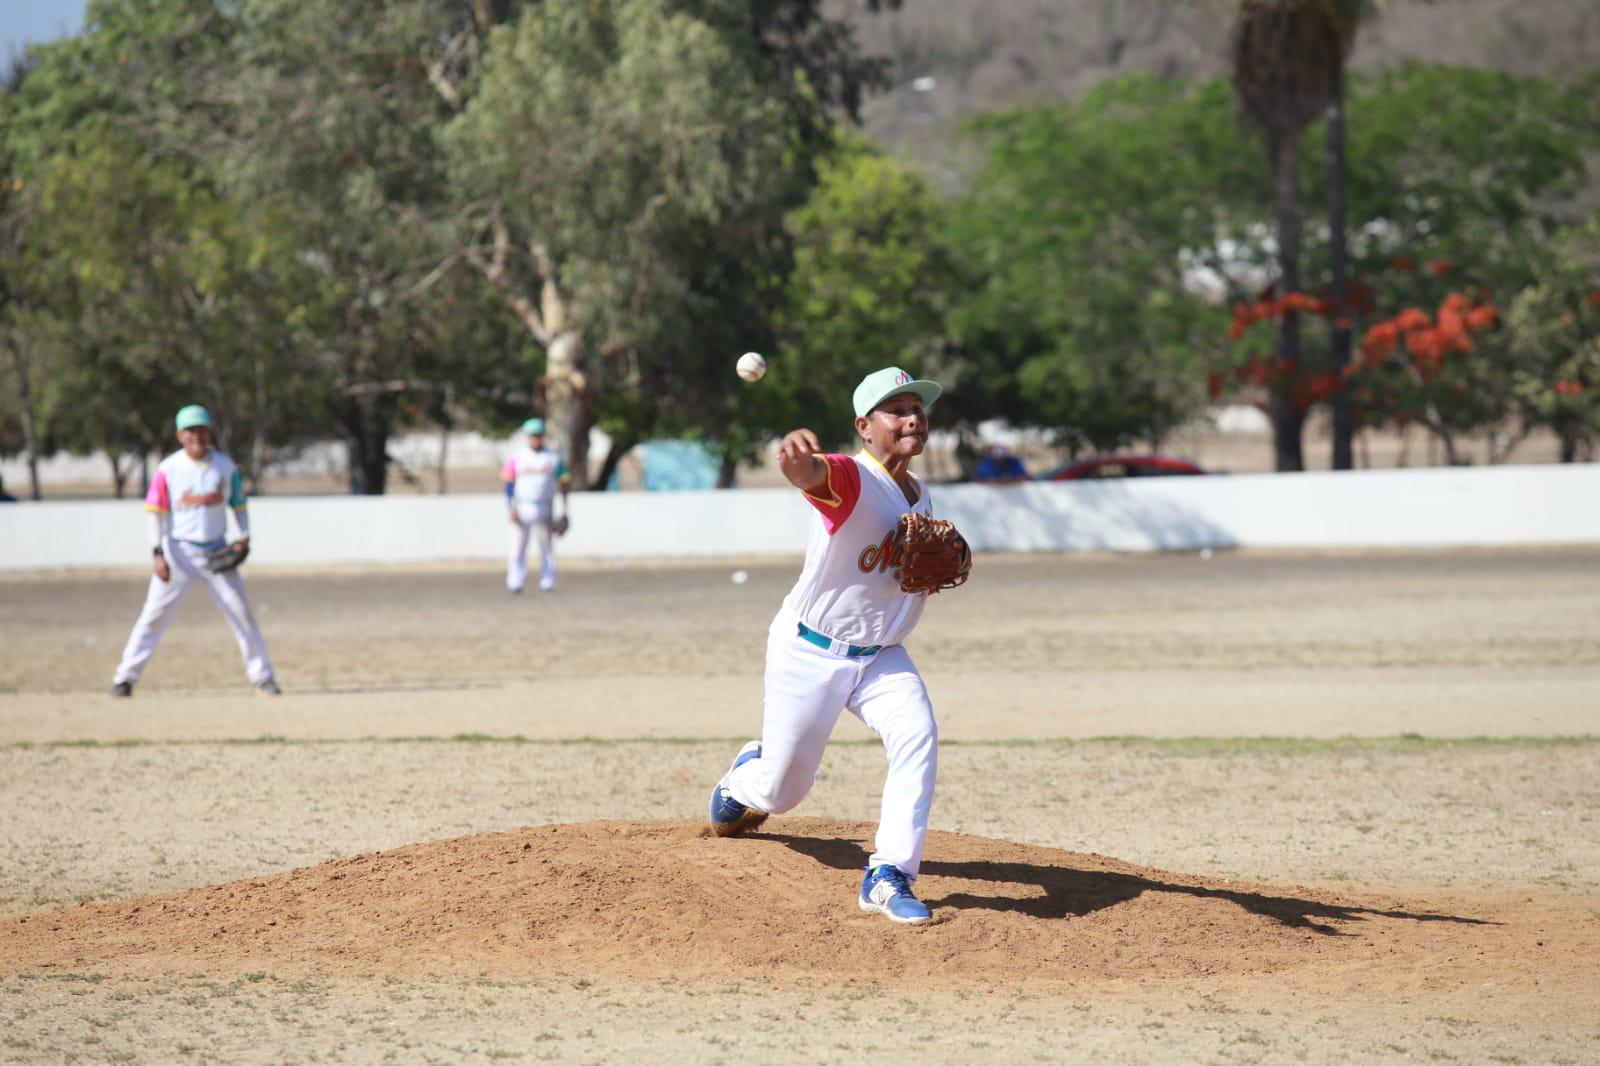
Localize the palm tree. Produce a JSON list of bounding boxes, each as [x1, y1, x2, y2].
[[1323, 1, 1367, 470], [1231, 0, 1354, 471]]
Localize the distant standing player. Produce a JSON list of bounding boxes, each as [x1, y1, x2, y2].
[[503, 417, 570, 593], [709, 366, 960, 924], [110, 405, 279, 697]]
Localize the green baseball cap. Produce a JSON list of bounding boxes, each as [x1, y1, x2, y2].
[[521, 417, 546, 435], [852, 367, 941, 419], [175, 405, 213, 431]]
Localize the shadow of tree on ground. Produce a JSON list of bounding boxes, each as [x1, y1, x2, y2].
[[764, 833, 1493, 936]]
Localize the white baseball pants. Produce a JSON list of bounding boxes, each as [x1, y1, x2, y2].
[[725, 614, 938, 878], [112, 539, 275, 685], [507, 519, 556, 592]]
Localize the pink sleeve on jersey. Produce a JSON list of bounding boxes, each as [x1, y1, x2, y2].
[[501, 456, 517, 481], [800, 454, 862, 534], [144, 469, 170, 512]]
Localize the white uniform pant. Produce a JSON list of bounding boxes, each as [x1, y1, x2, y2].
[[725, 614, 938, 879], [112, 540, 275, 685], [507, 518, 556, 591]]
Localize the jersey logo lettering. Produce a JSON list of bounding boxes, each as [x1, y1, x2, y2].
[[178, 490, 224, 508], [857, 528, 905, 575]]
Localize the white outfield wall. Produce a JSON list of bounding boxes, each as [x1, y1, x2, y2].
[[2, 464, 1598, 571]]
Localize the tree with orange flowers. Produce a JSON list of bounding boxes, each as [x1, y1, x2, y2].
[[1223, 257, 1523, 465], [1219, 277, 1371, 433], [1343, 288, 1506, 465]]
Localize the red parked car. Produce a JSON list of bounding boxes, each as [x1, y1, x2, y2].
[[1040, 455, 1209, 481]]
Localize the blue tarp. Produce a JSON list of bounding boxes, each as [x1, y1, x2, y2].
[[606, 440, 722, 491]]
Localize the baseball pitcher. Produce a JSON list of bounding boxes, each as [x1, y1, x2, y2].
[[502, 417, 571, 593], [110, 405, 279, 697], [708, 367, 971, 924]]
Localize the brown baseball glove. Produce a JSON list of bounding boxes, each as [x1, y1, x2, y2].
[[894, 513, 971, 594], [205, 540, 250, 574], [552, 514, 570, 537]]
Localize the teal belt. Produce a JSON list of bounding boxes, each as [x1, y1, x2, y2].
[[796, 622, 882, 658]]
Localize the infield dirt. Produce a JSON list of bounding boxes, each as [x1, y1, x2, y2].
[[2, 548, 1598, 1063]]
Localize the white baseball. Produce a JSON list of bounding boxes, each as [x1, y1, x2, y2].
[[736, 352, 766, 382]]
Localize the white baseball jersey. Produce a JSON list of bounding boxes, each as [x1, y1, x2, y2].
[[145, 448, 247, 544], [502, 445, 569, 521], [781, 450, 932, 647]]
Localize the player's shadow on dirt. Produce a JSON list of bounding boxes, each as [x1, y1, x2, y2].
[[766, 833, 1493, 936]]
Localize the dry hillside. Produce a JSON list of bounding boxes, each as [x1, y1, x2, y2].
[[841, 0, 1600, 181]]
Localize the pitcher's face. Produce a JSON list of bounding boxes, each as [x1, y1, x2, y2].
[[857, 392, 928, 460]]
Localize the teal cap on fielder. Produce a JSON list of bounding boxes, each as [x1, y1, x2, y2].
[[521, 417, 546, 435], [852, 367, 941, 419], [175, 404, 213, 431]]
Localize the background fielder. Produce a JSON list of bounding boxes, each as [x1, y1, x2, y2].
[[709, 366, 952, 924], [502, 417, 571, 593], [110, 404, 279, 697]]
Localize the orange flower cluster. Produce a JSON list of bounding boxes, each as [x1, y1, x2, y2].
[[1585, 291, 1600, 307], [1555, 379, 1586, 397], [1357, 293, 1498, 381], [1288, 372, 1342, 409], [1227, 281, 1374, 341], [1209, 355, 1343, 409]]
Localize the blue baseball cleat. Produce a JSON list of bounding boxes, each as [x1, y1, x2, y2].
[[708, 740, 768, 837], [859, 864, 931, 924]]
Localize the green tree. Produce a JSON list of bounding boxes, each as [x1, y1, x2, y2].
[[221, 0, 490, 493], [949, 76, 1267, 456], [767, 140, 959, 452], [444, 0, 894, 488], [1331, 63, 1596, 300], [1505, 217, 1600, 462], [0, 53, 45, 498], [2, 1, 333, 490]]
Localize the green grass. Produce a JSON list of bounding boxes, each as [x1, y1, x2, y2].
[[7, 734, 1597, 754]]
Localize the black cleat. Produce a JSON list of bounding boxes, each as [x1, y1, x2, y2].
[[110, 681, 133, 698]]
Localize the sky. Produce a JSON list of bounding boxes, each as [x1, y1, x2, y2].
[[2, 0, 89, 64]]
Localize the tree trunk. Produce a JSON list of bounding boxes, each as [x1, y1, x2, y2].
[[1325, 78, 1356, 470], [249, 350, 271, 496], [592, 434, 637, 492], [5, 339, 42, 499], [436, 386, 453, 495], [539, 275, 593, 490], [109, 453, 130, 498], [1431, 416, 1461, 466], [343, 395, 391, 495], [716, 452, 738, 489], [1270, 131, 1306, 472]]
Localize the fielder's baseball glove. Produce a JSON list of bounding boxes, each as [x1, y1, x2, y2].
[[895, 513, 971, 594], [205, 541, 250, 574], [552, 514, 570, 537]]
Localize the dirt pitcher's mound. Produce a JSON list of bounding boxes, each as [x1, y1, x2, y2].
[[3, 819, 1589, 1002]]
